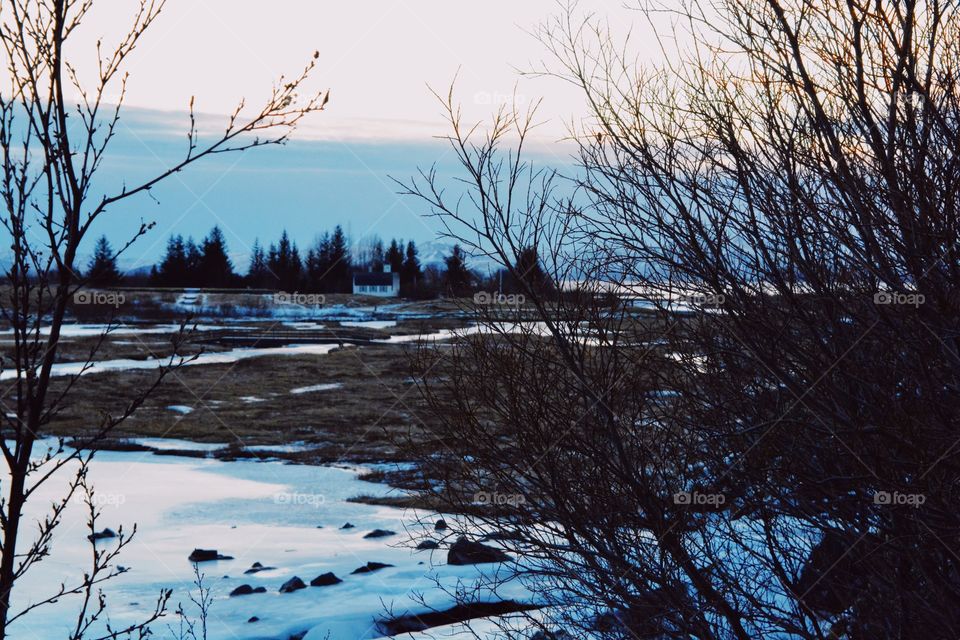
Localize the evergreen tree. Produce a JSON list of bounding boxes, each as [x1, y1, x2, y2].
[[386, 239, 404, 273], [87, 235, 121, 286], [370, 238, 385, 272], [157, 234, 188, 287], [199, 226, 235, 287], [246, 239, 270, 288], [327, 225, 352, 293], [400, 240, 421, 296], [267, 230, 302, 291], [305, 232, 332, 292], [443, 244, 473, 297], [508, 245, 552, 295], [184, 237, 202, 287]]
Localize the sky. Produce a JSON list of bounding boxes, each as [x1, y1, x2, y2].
[[57, 0, 649, 271]]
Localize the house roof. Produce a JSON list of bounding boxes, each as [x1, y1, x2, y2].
[[353, 272, 395, 286]]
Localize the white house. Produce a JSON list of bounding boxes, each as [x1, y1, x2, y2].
[[352, 265, 400, 297]]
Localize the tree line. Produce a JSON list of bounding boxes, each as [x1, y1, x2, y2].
[[84, 226, 545, 298]]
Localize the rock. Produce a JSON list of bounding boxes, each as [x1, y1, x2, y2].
[[416, 540, 440, 550], [279, 576, 307, 593], [796, 530, 876, 615], [87, 528, 116, 542], [188, 548, 233, 562], [340, 522, 355, 530], [351, 561, 394, 574], [247, 616, 259, 623], [229, 584, 266, 597], [377, 600, 539, 635], [434, 519, 447, 531], [447, 537, 509, 566], [243, 562, 276, 574], [310, 572, 343, 587], [363, 529, 396, 539]]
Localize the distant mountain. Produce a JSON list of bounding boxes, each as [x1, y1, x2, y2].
[[416, 239, 503, 275]]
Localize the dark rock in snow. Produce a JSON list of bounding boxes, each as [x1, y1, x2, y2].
[[310, 572, 343, 587], [447, 537, 509, 566], [279, 576, 307, 593], [243, 562, 276, 574], [416, 540, 440, 550], [229, 584, 266, 597], [796, 529, 878, 615], [340, 522, 355, 530], [247, 616, 259, 623], [188, 548, 234, 562], [378, 600, 539, 635], [351, 561, 394, 574], [87, 528, 116, 542], [434, 519, 448, 531], [363, 529, 396, 539]]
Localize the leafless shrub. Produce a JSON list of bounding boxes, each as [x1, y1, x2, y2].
[[0, 0, 326, 636], [404, 1, 960, 638]]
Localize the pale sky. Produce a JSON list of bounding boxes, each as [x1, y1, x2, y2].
[[72, 0, 643, 141], [54, 1, 657, 270]]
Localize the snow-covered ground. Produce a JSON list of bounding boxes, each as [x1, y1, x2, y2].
[[340, 320, 398, 329], [0, 343, 346, 381], [291, 382, 344, 395], [0, 323, 236, 338], [11, 445, 531, 639]]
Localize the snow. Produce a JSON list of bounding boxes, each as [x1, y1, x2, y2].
[[291, 383, 343, 395], [167, 405, 194, 415], [340, 320, 397, 329], [285, 321, 326, 330], [0, 343, 348, 381], [243, 441, 313, 454], [9, 450, 533, 640], [0, 323, 234, 338], [0, 325, 484, 382], [129, 438, 227, 452]]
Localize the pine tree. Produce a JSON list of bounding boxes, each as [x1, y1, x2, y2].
[[305, 232, 331, 292], [247, 239, 270, 288], [443, 244, 473, 297], [401, 240, 421, 296], [199, 226, 235, 287], [267, 230, 302, 291], [184, 237, 202, 287], [157, 234, 188, 287], [509, 245, 552, 295], [87, 235, 121, 286], [327, 225, 351, 293], [370, 238, 385, 272], [386, 239, 404, 273]]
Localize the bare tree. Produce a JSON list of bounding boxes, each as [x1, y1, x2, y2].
[[0, 0, 326, 636], [404, 1, 960, 638]]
